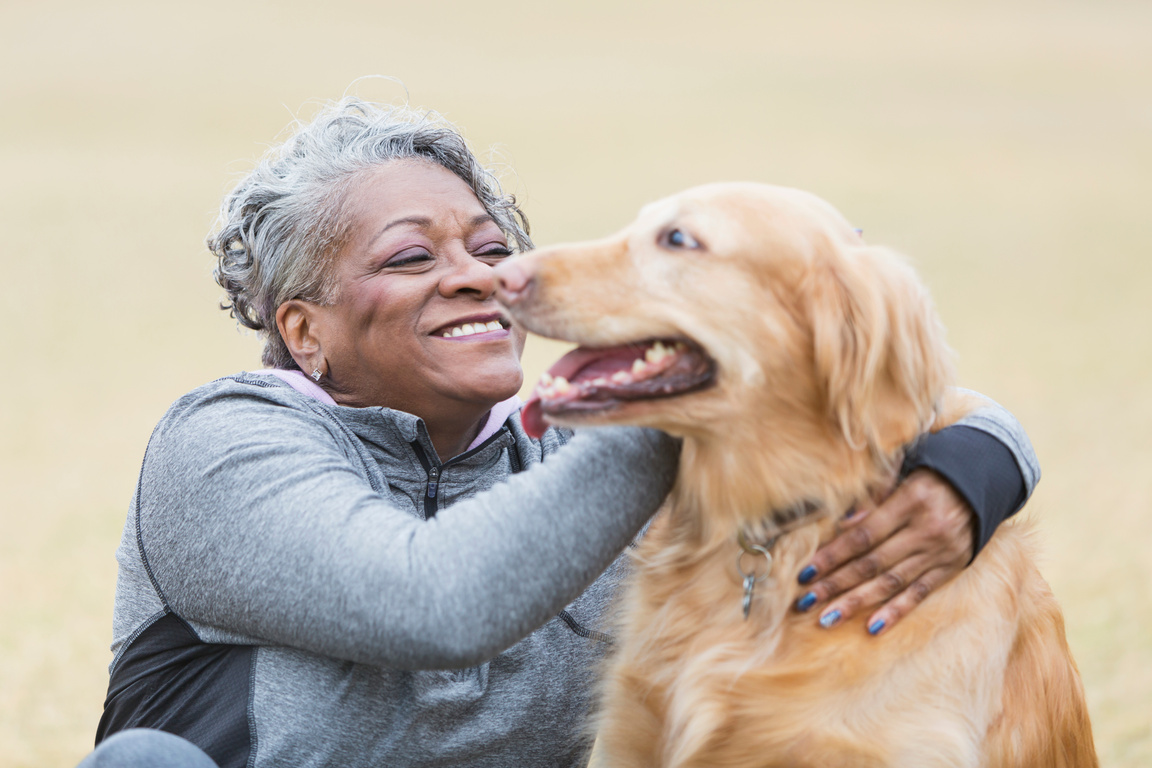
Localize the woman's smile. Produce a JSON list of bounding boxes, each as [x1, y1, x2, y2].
[[432, 312, 512, 340]]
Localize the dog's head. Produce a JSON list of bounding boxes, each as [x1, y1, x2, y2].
[[497, 183, 952, 484]]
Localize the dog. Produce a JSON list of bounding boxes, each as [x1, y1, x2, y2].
[[494, 183, 1096, 767]]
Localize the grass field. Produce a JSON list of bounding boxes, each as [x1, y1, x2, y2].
[[1, 1, 1149, 765]]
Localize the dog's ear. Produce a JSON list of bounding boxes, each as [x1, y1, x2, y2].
[[807, 242, 953, 455]]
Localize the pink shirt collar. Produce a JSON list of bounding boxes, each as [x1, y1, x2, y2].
[[253, 369, 522, 452]]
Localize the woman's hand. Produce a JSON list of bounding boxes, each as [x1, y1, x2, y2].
[[793, 469, 975, 636]]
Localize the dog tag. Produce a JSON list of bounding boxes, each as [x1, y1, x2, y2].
[[742, 575, 757, 619], [736, 543, 773, 620]]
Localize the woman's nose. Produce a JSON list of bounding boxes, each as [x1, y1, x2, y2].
[[439, 252, 497, 299]]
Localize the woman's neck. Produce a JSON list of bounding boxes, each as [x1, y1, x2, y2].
[[425, 412, 487, 462]]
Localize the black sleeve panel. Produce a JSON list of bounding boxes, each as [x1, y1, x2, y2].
[[96, 612, 253, 768], [902, 425, 1028, 558]]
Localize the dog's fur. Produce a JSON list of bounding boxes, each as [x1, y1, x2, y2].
[[498, 184, 1095, 767]]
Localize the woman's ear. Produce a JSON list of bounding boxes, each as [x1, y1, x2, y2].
[[808, 243, 952, 454], [276, 300, 326, 375]]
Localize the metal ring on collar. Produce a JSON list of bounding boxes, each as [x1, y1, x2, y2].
[[736, 544, 773, 582]]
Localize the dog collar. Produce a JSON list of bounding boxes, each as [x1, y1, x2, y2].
[[735, 500, 823, 619]]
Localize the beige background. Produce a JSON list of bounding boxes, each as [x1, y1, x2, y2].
[[1, 1, 1149, 765]]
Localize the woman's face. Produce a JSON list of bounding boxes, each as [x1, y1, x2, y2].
[[308, 159, 526, 416]]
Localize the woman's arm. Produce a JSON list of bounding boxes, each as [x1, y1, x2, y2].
[[792, 390, 1039, 634], [138, 379, 678, 669]]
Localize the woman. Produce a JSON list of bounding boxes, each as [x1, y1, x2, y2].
[[84, 98, 1038, 768]]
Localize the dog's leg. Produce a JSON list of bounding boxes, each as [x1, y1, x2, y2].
[[984, 558, 1099, 768]]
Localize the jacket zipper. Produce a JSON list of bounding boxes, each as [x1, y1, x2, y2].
[[425, 465, 440, 504], [410, 429, 516, 519]]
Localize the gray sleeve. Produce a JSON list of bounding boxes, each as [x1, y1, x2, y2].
[[949, 387, 1041, 498], [138, 389, 678, 669]]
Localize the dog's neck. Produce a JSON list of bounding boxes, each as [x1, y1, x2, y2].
[[657, 433, 897, 635], [670, 430, 898, 547]]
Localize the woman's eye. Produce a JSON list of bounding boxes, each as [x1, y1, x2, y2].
[[662, 228, 701, 250], [385, 251, 433, 268], [477, 246, 514, 259]]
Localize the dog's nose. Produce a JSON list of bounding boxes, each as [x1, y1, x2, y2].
[[494, 259, 534, 306]]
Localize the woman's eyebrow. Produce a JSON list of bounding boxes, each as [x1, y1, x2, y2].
[[367, 214, 498, 249], [368, 216, 433, 248]]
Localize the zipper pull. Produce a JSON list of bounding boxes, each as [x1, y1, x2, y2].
[[425, 465, 440, 500]]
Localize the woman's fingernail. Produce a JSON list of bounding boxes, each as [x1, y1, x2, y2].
[[796, 592, 817, 612], [819, 609, 841, 628], [798, 565, 818, 584], [868, 618, 886, 635]]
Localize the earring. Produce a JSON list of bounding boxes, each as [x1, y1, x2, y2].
[[311, 368, 323, 382]]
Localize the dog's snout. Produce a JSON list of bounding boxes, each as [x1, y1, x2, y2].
[[494, 259, 535, 306]]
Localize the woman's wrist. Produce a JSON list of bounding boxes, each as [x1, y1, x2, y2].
[[901, 424, 1027, 558]]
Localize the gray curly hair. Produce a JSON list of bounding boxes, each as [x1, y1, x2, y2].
[[208, 97, 533, 370]]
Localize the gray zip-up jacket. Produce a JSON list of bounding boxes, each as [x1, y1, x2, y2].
[[97, 373, 1038, 768]]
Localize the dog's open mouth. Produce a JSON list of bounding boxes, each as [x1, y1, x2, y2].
[[521, 339, 716, 438]]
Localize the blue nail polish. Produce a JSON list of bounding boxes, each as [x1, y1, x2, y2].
[[796, 592, 817, 611], [868, 619, 886, 635], [819, 609, 841, 628], [798, 565, 817, 584]]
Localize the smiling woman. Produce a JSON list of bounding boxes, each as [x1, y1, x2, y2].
[[83, 98, 682, 768], [276, 160, 527, 457], [78, 97, 1040, 768]]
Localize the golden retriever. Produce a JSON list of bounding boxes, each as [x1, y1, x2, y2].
[[495, 183, 1096, 767]]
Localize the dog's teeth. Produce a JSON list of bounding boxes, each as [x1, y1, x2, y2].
[[553, 376, 570, 393], [646, 345, 668, 364], [632, 359, 647, 375], [540, 372, 554, 386], [591, 377, 608, 387], [611, 371, 631, 384]]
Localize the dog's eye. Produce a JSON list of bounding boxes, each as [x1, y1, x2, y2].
[[662, 228, 701, 251]]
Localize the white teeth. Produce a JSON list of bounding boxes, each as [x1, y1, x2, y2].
[[611, 371, 631, 384], [632, 359, 647, 374], [444, 320, 505, 338], [591, 377, 608, 386], [553, 376, 570, 393], [540, 372, 554, 386]]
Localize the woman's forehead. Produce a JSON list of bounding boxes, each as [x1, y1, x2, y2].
[[346, 161, 488, 229], [351, 159, 480, 204]]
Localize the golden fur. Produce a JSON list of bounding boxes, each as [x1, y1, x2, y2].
[[501, 183, 1096, 767]]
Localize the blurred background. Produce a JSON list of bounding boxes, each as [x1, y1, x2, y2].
[[1, 0, 1148, 764]]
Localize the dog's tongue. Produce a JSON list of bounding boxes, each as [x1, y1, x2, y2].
[[520, 346, 639, 439], [521, 396, 549, 439]]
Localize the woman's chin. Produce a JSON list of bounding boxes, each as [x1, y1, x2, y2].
[[456, 363, 524, 407]]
